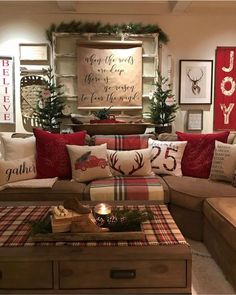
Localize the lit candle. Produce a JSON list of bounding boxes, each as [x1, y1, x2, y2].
[[94, 203, 111, 215]]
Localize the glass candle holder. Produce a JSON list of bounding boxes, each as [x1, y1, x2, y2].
[[93, 203, 112, 227]]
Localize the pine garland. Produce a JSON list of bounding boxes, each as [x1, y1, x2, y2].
[[46, 21, 169, 44]]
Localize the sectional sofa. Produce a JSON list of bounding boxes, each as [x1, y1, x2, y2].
[[0, 130, 235, 290]]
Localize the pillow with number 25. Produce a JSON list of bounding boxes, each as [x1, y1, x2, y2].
[[148, 139, 187, 177]]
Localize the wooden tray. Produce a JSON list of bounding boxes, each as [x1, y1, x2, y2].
[[31, 231, 145, 242], [66, 123, 154, 135]]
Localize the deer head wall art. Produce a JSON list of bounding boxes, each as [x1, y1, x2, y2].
[[179, 60, 213, 105], [187, 68, 204, 95]]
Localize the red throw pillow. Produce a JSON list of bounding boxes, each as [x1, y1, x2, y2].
[[33, 128, 87, 179], [176, 131, 229, 178]]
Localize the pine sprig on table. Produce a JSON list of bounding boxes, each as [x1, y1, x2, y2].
[[105, 209, 154, 232], [27, 212, 52, 235]]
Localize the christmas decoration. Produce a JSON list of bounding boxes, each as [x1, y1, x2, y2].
[[95, 208, 154, 232], [149, 72, 178, 132], [33, 68, 66, 132], [46, 21, 168, 44]]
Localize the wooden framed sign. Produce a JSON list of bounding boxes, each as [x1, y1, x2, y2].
[[0, 56, 15, 124], [19, 43, 50, 65], [77, 41, 142, 110], [187, 109, 203, 131], [214, 47, 236, 130]]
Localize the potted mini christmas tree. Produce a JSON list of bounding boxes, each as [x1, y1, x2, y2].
[[33, 68, 65, 133], [149, 72, 178, 134]]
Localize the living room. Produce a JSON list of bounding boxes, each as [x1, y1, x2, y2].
[[0, 1, 235, 294]]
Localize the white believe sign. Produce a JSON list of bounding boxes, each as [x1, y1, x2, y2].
[[77, 44, 142, 109], [0, 57, 14, 123]]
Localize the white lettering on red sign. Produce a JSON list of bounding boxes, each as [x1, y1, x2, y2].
[[219, 51, 236, 125], [220, 103, 235, 124]]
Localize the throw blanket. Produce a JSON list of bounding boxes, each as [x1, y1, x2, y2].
[[90, 176, 164, 202], [0, 205, 188, 247], [0, 177, 58, 192]]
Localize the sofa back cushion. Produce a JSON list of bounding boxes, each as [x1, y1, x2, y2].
[[1, 135, 35, 161], [176, 131, 229, 178], [33, 128, 87, 179], [94, 134, 151, 150]]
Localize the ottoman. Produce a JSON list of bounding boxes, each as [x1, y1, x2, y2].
[[203, 197, 236, 290]]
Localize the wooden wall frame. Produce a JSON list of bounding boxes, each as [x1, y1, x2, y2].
[[187, 109, 203, 131], [19, 43, 50, 65]]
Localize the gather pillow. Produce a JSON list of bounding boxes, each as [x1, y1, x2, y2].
[[210, 141, 236, 182], [149, 139, 187, 176], [176, 131, 229, 178], [1, 135, 35, 160], [107, 148, 153, 176], [33, 128, 87, 179], [0, 155, 36, 186], [94, 134, 150, 150], [66, 144, 112, 182]]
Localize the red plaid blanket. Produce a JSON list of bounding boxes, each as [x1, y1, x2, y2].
[[0, 205, 187, 247], [90, 176, 164, 202], [94, 134, 150, 150]]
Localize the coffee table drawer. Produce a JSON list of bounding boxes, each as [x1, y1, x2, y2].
[[59, 260, 186, 289], [0, 261, 53, 289]]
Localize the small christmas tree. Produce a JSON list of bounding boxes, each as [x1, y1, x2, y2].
[[33, 68, 65, 132], [149, 73, 178, 127]]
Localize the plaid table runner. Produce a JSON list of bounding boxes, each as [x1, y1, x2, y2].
[[0, 205, 187, 247], [90, 176, 164, 202]]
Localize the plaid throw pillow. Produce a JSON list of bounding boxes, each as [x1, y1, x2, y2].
[[94, 134, 150, 150]]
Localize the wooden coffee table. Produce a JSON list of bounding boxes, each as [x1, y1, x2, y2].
[[0, 204, 191, 294]]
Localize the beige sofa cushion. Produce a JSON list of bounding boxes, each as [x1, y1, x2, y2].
[[163, 175, 236, 211], [204, 197, 236, 251], [0, 179, 87, 202]]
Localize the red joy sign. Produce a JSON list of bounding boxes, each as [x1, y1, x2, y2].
[[214, 47, 236, 130]]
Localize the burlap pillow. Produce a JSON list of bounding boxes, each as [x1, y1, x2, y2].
[[210, 140, 236, 182], [149, 139, 187, 177], [107, 148, 153, 176], [67, 144, 112, 182], [0, 155, 36, 186]]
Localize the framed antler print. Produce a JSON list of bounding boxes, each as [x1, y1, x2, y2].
[[179, 60, 213, 105]]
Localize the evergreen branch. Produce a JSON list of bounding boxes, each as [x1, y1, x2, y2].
[[104, 209, 154, 232], [46, 21, 169, 44]]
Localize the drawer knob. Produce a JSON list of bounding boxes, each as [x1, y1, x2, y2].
[[110, 269, 136, 279]]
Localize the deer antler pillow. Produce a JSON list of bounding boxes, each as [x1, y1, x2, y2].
[[107, 148, 153, 176]]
